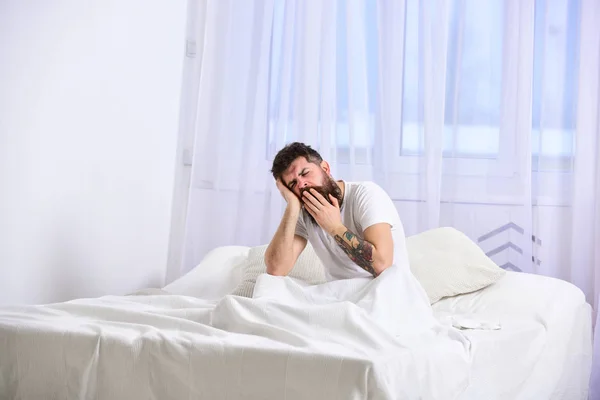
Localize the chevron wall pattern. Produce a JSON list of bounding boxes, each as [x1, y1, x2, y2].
[[477, 222, 542, 272]]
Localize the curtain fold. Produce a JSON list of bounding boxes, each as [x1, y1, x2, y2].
[[176, 0, 600, 312]]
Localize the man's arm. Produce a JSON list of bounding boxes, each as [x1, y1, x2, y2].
[[265, 180, 307, 276], [330, 223, 394, 277], [302, 188, 394, 277]]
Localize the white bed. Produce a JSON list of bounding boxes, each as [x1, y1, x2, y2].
[[0, 245, 593, 399], [163, 245, 594, 399]]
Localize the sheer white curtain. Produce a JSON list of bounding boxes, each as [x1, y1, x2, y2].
[[175, 0, 600, 311]]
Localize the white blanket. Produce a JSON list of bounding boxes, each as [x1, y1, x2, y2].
[[0, 266, 472, 399]]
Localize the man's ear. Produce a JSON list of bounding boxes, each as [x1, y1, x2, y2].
[[320, 160, 331, 175]]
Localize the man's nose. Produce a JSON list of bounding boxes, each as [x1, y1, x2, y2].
[[299, 179, 309, 189]]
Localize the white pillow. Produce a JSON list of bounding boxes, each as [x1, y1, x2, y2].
[[163, 246, 250, 300], [232, 242, 327, 297], [406, 227, 506, 304]]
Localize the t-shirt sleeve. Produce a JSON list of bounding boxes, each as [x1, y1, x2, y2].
[[295, 213, 309, 240], [354, 182, 399, 233]]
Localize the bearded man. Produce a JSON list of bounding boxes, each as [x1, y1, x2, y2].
[[265, 142, 410, 281]]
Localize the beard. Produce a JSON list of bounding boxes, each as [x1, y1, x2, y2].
[[299, 173, 344, 226]]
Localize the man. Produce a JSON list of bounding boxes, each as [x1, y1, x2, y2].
[[265, 142, 410, 281]]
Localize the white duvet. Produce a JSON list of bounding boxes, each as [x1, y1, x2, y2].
[[0, 266, 473, 400]]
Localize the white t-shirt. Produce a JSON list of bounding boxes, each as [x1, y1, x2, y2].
[[295, 181, 410, 281]]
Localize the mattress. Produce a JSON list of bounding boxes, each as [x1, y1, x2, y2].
[[432, 271, 593, 399]]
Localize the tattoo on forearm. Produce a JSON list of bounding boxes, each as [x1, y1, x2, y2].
[[334, 230, 376, 277]]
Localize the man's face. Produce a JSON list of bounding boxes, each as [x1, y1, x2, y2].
[[281, 156, 327, 198], [281, 157, 343, 223]]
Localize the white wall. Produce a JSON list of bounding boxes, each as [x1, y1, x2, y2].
[[0, 1, 187, 305]]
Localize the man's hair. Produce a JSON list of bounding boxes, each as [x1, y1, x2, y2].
[[271, 142, 323, 181]]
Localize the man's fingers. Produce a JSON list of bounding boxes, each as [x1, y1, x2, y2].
[[302, 191, 322, 208], [304, 199, 319, 214], [304, 204, 316, 219], [276, 179, 286, 191], [329, 194, 339, 208], [308, 188, 329, 205], [275, 179, 283, 193]]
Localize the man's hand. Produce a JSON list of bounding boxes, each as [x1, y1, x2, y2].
[[276, 179, 301, 211], [266, 179, 308, 277], [302, 188, 344, 235]]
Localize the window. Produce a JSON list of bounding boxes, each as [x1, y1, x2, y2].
[[266, 0, 580, 172], [401, 0, 503, 159], [531, 0, 579, 172]]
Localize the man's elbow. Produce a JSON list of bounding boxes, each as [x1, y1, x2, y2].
[[267, 269, 288, 277], [264, 255, 289, 276], [373, 258, 393, 276]]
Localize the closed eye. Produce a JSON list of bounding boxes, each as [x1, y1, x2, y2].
[[288, 169, 309, 190]]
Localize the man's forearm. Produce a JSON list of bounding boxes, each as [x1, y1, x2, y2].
[[330, 225, 382, 277], [265, 205, 300, 275]]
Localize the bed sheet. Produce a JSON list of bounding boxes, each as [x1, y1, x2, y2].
[[433, 271, 593, 399], [0, 266, 472, 400]]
